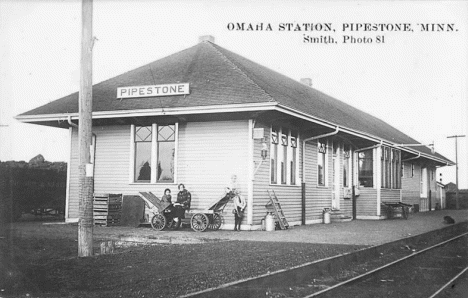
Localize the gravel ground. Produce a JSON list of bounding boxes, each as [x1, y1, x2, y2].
[[0, 234, 364, 298], [1, 210, 466, 298]]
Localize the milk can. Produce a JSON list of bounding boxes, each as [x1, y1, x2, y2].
[[265, 212, 275, 231], [323, 208, 331, 224]]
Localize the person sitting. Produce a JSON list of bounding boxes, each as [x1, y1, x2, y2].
[[223, 174, 240, 201], [173, 184, 191, 229], [161, 188, 172, 205], [161, 188, 174, 216]]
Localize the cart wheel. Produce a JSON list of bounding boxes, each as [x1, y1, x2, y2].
[[208, 213, 222, 230], [402, 207, 409, 220], [191, 213, 209, 232], [150, 214, 166, 231]]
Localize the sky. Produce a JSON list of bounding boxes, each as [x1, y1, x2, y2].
[[0, 0, 467, 187]]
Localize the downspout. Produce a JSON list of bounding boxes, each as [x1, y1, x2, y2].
[[301, 126, 340, 225], [402, 152, 421, 162]]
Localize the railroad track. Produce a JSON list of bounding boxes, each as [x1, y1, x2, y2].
[[181, 226, 468, 298], [306, 232, 468, 298]]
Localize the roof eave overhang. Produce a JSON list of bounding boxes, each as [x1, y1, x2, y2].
[[275, 104, 454, 166], [15, 101, 453, 166], [15, 102, 279, 122]]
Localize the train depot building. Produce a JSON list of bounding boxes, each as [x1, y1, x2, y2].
[[16, 36, 453, 230]]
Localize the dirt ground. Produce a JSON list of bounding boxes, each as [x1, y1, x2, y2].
[[0, 222, 365, 298]]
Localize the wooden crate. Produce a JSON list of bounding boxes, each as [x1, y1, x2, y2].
[[93, 193, 122, 226]]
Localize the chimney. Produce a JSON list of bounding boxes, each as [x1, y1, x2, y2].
[[300, 78, 312, 87], [199, 35, 215, 43]]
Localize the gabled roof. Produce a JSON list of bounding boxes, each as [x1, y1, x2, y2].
[[16, 40, 453, 165]]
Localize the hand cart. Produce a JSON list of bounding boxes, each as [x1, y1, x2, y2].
[[382, 202, 412, 220], [138, 191, 231, 232]]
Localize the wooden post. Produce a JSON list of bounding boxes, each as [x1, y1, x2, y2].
[[301, 182, 305, 225], [447, 135, 465, 210], [78, 0, 94, 257], [352, 185, 356, 220]]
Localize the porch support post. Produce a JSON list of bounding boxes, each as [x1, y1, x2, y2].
[[247, 119, 254, 227], [301, 182, 306, 225], [376, 146, 382, 217], [65, 127, 72, 221]]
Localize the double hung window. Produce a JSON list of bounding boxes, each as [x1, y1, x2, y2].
[[358, 149, 373, 187], [132, 124, 176, 183], [270, 126, 299, 185], [317, 140, 327, 186], [343, 146, 350, 187], [380, 146, 402, 189]]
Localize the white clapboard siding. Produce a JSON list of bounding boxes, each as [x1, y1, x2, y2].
[[177, 121, 249, 214], [252, 122, 303, 224], [355, 188, 378, 216], [67, 121, 249, 222], [401, 162, 421, 206], [304, 141, 333, 221], [381, 189, 401, 203], [68, 127, 80, 219]]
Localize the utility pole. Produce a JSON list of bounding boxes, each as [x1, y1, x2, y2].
[[78, 0, 94, 257], [447, 135, 465, 210]]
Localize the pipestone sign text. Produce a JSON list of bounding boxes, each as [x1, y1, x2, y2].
[[117, 83, 190, 99]]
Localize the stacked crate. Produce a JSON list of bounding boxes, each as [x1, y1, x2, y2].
[[93, 193, 122, 226]]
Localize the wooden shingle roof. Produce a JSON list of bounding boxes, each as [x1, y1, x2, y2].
[[17, 41, 452, 164]]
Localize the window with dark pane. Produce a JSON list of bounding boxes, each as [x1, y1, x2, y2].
[[385, 147, 391, 188], [271, 127, 279, 184], [358, 149, 373, 187], [290, 131, 298, 185], [343, 145, 350, 187], [281, 129, 288, 184], [135, 126, 152, 182], [157, 125, 175, 182], [317, 139, 326, 186]]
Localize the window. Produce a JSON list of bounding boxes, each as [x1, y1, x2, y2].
[[380, 146, 402, 189], [358, 149, 373, 187], [156, 125, 175, 182], [392, 149, 401, 189], [270, 126, 299, 185], [290, 131, 298, 185], [411, 163, 415, 177], [380, 147, 392, 188], [132, 124, 177, 183], [317, 139, 327, 186], [420, 167, 428, 197], [343, 146, 350, 187], [134, 126, 152, 182], [270, 127, 279, 184], [281, 129, 288, 184]]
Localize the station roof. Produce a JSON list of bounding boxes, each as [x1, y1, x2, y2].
[[16, 40, 453, 165]]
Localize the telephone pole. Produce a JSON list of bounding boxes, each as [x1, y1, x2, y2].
[[78, 0, 94, 257], [447, 135, 465, 210]]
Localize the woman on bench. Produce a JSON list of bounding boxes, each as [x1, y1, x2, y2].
[[173, 183, 191, 229]]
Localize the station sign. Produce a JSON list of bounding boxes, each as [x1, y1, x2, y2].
[[117, 83, 190, 99]]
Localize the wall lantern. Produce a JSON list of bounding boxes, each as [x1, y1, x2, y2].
[[254, 138, 269, 176]]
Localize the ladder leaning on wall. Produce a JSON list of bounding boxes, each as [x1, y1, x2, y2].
[[266, 190, 289, 230]]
